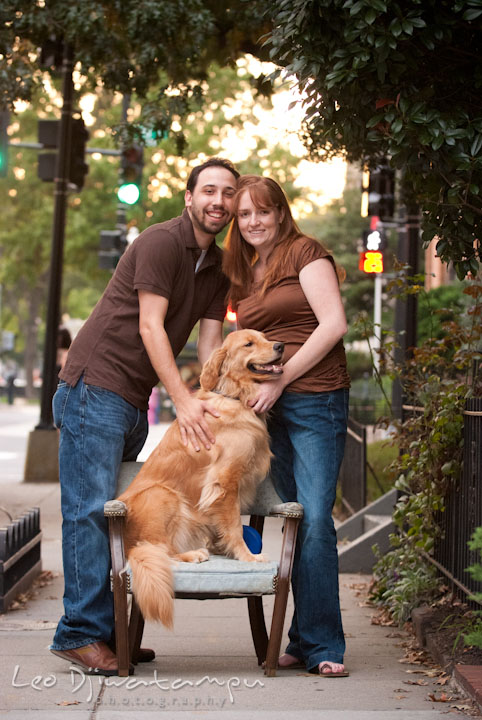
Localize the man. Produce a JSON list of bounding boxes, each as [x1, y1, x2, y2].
[[50, 157, 239, 675]]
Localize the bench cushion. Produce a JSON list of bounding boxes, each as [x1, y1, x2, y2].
[[119, 555, 279, 597], [174, 555, 279, 595]]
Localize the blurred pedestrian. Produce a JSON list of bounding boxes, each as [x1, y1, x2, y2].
[[5, 365, 17, 405]]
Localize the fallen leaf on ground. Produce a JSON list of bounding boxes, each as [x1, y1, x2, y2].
[[404, 679, 429, 686], [405, 669, 428, 674], [56, 700, 80, 706], [428, 692, 453, 702], [371, 610, 396, 626], [450, 704, 472, 711], [435, 673, 450, 685]]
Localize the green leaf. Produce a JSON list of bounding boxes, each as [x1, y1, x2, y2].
[[389, 19, 403, 36], [471, 134, 482, 156], [464, 8, 482, 21], [410, 17, 427, 28], [350, 0, 365, 16], [402, 20, 414, 35]]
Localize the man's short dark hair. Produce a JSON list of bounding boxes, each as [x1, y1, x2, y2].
[[187, 157, 240, 192]]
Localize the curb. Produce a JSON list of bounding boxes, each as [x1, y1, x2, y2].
[[412, 606, 482, 712]]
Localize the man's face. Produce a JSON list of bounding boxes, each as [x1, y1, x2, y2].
[[185, 166, 237, 240]]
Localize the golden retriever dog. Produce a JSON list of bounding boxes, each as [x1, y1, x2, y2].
[[117, 329, 284, 629]]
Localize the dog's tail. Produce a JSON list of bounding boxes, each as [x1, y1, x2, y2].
[[127, 542, 174, 629]]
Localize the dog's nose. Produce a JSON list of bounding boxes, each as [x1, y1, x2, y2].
[[273, 342, 284, 354]]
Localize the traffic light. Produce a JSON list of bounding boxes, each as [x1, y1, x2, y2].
[[118, 145, 143, 205], [361, 161, 395, 220], [98, 229, 127, 270], [225, 305, 237, 332], [69, 118, 89, 189], [367, 162, 395, 220], [0, 110, 9, 178], [226, 306, 237, 324], [37, 117, 89, 189], [359, 228, 386, 274]]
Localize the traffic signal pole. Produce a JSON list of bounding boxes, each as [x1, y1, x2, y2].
[[24, 43, 74, 481], [373, 272, 383, 374], [391, 205, 420, 419], [116, 95, 129, 239], [38, 43, 73, 430]]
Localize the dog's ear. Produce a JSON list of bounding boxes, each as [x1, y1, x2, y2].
[[200, 346, 228, 391]]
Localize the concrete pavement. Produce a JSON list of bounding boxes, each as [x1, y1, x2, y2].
[[0, 400, 478, 718]]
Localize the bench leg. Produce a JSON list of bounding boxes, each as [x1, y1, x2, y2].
[[264, 517, 299, 677], [248, 596, 268, 665], [129, 596, 145, 665]]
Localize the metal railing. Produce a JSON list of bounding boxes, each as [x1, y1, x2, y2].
[[339, 417, 367, 515], [0, 508, 42, 612], [434, 397, 482, 604]]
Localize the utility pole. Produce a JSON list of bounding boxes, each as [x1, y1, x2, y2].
[[391, 204, 420, 419], [116, 95, 129, 239], [24, 43, 74, 481], [373, 272, 383, 375]]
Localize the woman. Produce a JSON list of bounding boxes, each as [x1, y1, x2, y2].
[[223, 176, 350, 677]]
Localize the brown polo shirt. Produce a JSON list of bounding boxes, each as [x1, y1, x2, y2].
[[60, 209, 229, 411], [237, 236, 350, 393]]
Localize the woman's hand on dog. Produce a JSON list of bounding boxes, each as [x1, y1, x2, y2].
[[248, 378, 285, 414], [175, 394, 220, 452]]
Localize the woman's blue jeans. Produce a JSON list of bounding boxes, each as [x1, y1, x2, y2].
[[51, 378, 148, 651], [268, 388, 349, 671]]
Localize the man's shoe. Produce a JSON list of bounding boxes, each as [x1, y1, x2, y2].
[[50, 641, 133, 676]]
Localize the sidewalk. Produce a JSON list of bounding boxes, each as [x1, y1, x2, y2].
[[0, 402, 479, 719]]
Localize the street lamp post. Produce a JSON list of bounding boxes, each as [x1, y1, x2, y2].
[[24, 43, 74, 481]]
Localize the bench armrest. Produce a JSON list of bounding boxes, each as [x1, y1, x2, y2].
[[104, 500, 127, 517], [269, 502, 303, 520]]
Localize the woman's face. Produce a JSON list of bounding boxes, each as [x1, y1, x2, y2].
[[236, 189, 284, 255]]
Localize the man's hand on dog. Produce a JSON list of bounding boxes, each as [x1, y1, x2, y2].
[[175, 394, 220, 452]]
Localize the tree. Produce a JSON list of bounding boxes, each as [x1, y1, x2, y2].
[[0, 1, 269, 134], [0, 58, 321, 390], [265, 0, 482, 279]]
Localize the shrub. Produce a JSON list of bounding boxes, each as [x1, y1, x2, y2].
[[464, 527, 482, 650], [369, 276, 482, 624]]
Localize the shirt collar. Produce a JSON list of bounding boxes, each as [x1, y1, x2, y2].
[[182, 208, 221, 270]]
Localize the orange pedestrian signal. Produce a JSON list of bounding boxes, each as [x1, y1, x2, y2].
[[359, 251, 384, 274], [226, 306, 237, 323]]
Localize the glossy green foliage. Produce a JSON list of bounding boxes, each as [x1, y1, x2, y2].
[[266, 0, 482, 278]]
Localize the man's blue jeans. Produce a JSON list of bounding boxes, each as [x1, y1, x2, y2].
[[267, 388, 349, 671], [51, 378, 148, 650]]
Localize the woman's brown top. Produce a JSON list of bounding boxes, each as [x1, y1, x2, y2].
[[237, 236, 350, 393]]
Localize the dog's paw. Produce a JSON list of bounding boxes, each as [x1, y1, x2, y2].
[[252, 552, 269, 563], [174, 548, 210, 563], [194, 548, 210, 563]]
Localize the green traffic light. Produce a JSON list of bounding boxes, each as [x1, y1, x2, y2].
[[117, 182, 140, 205]]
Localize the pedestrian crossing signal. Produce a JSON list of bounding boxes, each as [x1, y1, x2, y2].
[[359, 251, 384, 274]]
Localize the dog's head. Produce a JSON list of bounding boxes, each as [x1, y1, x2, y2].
[[200, 329, 284, 404]]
